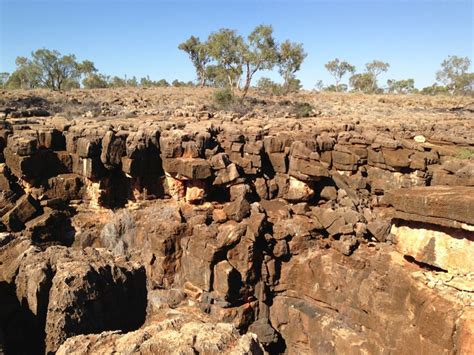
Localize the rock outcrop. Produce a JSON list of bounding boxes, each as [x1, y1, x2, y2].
[[0, 89, 473, 353]]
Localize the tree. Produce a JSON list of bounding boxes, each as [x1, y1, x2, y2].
[[30, 49, 82, 90], [80, 60, 105, 88], [436, 55, 472, 94], [256, 77, 281, 95], [314, 80, 324, 92], [178, 36, 210, 87], [206, 29, 245, 90], [109, 76, 127, 88], [126, 76, 138, 87], [324, 83, 348, 92], [324, 59, 355, 91], [277, 40, 306, 93], [204, 65, 228, 88], [7, 49, 96, 90], [240, 25, 278, 98], [420, 84, 449, 95], [349, 73, 374, 93], [180, 26, 306, 96], [365, 60, 390, 91], [172, 79, 187, 87], [386, 78, 415, 94], [454, 72, 474, 95], [6, 56, 42, 89], [77, 60, 97, 76], [0, 72, 10, 88], [156, 79, 170, 87], [83, 73, 109, 89]]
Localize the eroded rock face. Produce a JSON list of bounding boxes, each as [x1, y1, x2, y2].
[[271, 245, 473, 354], [57, 316, 263, 355], [1, 240, 147, 353], [385, 186, 474, 227], [383, 186, 474, 274], [0, 90, 473, 354]]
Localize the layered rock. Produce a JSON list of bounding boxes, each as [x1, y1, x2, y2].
[[0, 90, 473, 354], [385, 186, 474, 274]]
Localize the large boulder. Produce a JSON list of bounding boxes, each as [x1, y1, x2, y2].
[[15, 247, 147, 353]]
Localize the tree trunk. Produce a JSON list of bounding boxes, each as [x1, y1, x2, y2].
[[241, 63, 252, 99]]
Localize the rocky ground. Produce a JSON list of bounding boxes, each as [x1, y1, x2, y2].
[[0, 88, 473, 354]]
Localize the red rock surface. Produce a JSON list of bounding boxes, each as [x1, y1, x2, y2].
[[0, 88, 472, 353]]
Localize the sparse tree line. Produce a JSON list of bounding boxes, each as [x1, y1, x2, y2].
[[0, 49, 193, 91], [1, 26, 472, 97], [318, 55, 473, 95]]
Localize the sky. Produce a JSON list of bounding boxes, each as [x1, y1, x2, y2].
[[0, 0, 473, 89]]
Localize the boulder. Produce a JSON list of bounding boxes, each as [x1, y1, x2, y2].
[[164, 158, 212, 180], [224, 196, 251, 222], [1, 194, 40, 232], [15, 247, 147, 353], [101, 131, 126, 169]]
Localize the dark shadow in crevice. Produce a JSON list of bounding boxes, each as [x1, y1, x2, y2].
[[0, 282, 45, 354], [403, 255, 448, 273]]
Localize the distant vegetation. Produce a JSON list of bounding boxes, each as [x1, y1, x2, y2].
[[321, 55, 473, 95], [1, 31, 472, 97], [0, 49, 192, 90]]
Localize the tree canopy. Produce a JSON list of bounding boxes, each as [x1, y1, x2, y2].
[[179, 25, 306, 97], [178, 36, 210, 87], [6, 49, 93, 90], [436, 55, 472, 94], [324, 59, 355, 92]]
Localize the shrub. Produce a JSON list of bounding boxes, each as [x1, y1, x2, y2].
[[285, 77, 302, 93], [212, 87, 236, 108], [257, 76, 302, 96], [211, 87, 250, 116], [293, 102, 314, 117], [256, 77, 282, 96], [455, 148, 474, 160]]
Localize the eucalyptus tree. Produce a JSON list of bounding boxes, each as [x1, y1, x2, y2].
[[178, 36, 210, 87], [325, 58, 355, 92], [277, 40, 307, 93]]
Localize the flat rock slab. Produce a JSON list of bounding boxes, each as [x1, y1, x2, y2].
[[385, 186, 474, 226], [391, 221, 474, 274]]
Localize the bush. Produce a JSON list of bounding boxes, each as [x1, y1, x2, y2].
[[293, 102, 314, 117], [257, 77, 282, 96], [285, 77, 302, 93], [211, 87, 249, 116], [212, 87, 236, 108], [257, 76, 302, 96], [455, 148, 474, 160]]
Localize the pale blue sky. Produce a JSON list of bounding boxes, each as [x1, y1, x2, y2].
[[1, 0, 473, 88]]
